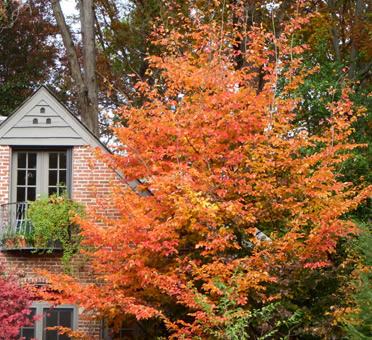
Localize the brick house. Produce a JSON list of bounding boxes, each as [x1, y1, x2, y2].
[[0, 86, 127, 339]]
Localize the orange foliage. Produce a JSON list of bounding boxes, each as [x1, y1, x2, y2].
[[40, 1, 370, 338]]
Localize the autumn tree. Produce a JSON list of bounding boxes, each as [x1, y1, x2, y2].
[[0, 0, 23, 31], [41, 0, 371, 338], [0, 0, 59, 115], [0, 262, 33, 339]]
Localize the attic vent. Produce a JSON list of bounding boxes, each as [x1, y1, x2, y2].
[[40, 107, 45, 113], [46, 118, 51, 124], [33, 118, 38, 124]]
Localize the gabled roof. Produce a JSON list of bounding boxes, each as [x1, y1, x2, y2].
[[0, 86, 149, 194], [0, 86, 108, 151]]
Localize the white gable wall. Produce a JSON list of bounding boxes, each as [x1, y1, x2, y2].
[[0, 86, 105, 150]]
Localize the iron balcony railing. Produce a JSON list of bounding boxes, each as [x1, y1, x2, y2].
[[0, 202, 32, 249], [0, 202, 31, 235], [0, 202, 65, 251]]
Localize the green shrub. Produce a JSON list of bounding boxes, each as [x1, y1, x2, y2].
[[27, 192, 85, 266]]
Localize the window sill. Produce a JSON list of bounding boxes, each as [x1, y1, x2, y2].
[[0, 246, 64, 252]]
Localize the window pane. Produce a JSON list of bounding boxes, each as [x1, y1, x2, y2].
[[120, 329, 135, 339], [27, 170, 36, 186], [49, 187, 57, 196], [45, 310, 58, 327], [60, 153, 67, 169], [28, 153, 37, 169], [59, 170, 66, 186], [58, 186, 67, 196], [49, 170, 58, 187], [19, 308, 35, 340], [29, 308, 36, 319], [17, 170, 26, 185], [27, 187, 36, 201], [44, 309, 57, 340], [21, 328, 35, 340], [17, 187, 25, 202], [45, 329, 59, 340], [60, 333, 71, 340], [18, 153, 26, 168], [59, 310, 72, 327], [16, 204, 27, 221], [49, 153, 58, 169]]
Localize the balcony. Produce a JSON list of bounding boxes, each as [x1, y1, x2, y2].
[[0, 202, 63, 251]]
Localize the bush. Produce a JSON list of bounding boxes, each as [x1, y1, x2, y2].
[[27, 193, 85, 266], [0, 262, 33, 340]]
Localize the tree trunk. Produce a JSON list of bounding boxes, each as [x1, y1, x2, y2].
[[50, 0, 99, 135], [327, 0, 342, 63], [348, 0, 364, 79], [79, 0, 99, 135]]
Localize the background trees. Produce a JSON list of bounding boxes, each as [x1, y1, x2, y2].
[[1, 0, 369, 143], [50, 0, 99, 135], [296, 0, 371, 207], [344, 222, 372, 339], [40, 1, 371, 338], [0, 0, 59, 116]]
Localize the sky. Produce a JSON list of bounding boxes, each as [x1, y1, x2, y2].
[[60, 0, 77, 15], [60, 0, 79, 32], [60, 0, 78, 27]]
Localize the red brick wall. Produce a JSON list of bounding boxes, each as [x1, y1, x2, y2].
[[0, 145, 121, 338], [72, 146, 121, 218]]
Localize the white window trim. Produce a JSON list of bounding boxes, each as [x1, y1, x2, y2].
[[10, 147, 72, 203]]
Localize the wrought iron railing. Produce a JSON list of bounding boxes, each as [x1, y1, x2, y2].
[[0, 202, 32, 249], [0, 202, 66, 251], [0, 202, 31, 235]]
